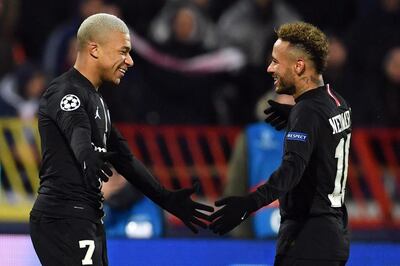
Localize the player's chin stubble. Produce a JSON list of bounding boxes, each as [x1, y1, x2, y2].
[[276, 83, 295, 95]]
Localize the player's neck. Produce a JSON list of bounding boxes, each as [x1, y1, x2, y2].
[[74, 54, 101, 91], [293, 74, 324, 99]]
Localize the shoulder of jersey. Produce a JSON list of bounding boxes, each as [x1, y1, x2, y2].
[[54, 78, 88, 111], [291, 100, 314, 113]]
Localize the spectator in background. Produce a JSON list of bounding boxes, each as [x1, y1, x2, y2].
[[117, 2, 221, 124], [216, 0, 300, 124], [366, 47, 400, 127], [347, 0, 400, 76], [346, 0, 400, 125], [0, 0, 21, 78], [217, 0, 299, 68], [323, 34, 361, 124], [381, 47, 400, 127], [0, 62, 44, 198], [192, 0, 238, 23], [112, 0, 165, 36], [224, 91, 294, 238], [16, 0, 80, 60], [0, 62, 45, 119], [101, 1, 248, 124], [324, 35, 349, 92], [160, 6, 211, 54], [149, 0, 217, 51], [285, 0, 358, 36], [379, 46, 400, 127]]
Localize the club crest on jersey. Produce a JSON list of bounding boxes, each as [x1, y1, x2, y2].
[[286, 132, 307, 142], [60, 94, 80, 111]]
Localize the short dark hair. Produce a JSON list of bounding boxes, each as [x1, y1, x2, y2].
[[276, 22, 328, 74]]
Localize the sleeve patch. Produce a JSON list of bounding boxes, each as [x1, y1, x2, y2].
[[286, 132, 308, 142], [60, 94, 81, 111]]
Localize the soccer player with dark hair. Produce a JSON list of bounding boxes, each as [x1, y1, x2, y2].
[[210, 22, 351, 266], [30, 13, 213, 266]]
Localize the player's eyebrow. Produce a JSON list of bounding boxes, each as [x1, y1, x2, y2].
[[121, 46, 131, 52], [269, 56, 278, 64]]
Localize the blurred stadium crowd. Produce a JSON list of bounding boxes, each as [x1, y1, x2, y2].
[[1, 0, 400, 127]]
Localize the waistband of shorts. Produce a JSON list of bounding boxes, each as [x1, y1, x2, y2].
[[32, 194, 104, 223]]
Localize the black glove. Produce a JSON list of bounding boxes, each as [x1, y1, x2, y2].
[[83, 151, 115, 190], [264, 100, 293, 130], [161, 183, 214, 233], [209, 194, 258, 235]]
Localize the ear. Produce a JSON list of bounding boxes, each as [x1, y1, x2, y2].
[[88, 41, 99, 59], [294, 59, 305, 76]]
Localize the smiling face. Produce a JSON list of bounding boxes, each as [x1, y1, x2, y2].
[[267, 39, 297, 95], [97, 31, 133, 85]]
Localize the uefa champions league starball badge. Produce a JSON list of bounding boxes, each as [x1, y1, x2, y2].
[[60, 94, 81, 111]]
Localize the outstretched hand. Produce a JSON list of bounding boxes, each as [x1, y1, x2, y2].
[[264, 100, 293, 130], [209, 195, 256, 235], [162, 183, 214, 233]]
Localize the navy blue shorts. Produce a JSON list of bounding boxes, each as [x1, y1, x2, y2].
[[30, 210, 108, 266], [275, 215, 349, 262]]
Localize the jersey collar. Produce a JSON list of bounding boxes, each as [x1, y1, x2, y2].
[[294, 85, 326, 103], [70, 67, 97, 92]]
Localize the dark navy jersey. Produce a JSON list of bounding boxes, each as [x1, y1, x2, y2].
[[254, 84, 352, 220], [33, 68, 112, 221], [253, 84, 351, 260], [281, 84, 351, 219]]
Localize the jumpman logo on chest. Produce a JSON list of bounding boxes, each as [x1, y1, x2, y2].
[[95, 106, 101, 120]]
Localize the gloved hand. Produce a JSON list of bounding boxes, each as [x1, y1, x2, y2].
[[209, 195, 258, 235], [264, 100, 293, 130], [83, 151, 116, 190], [161, 183, 214, 233]]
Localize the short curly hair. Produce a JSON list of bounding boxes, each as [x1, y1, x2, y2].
[[276, 22, 328, 74]]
